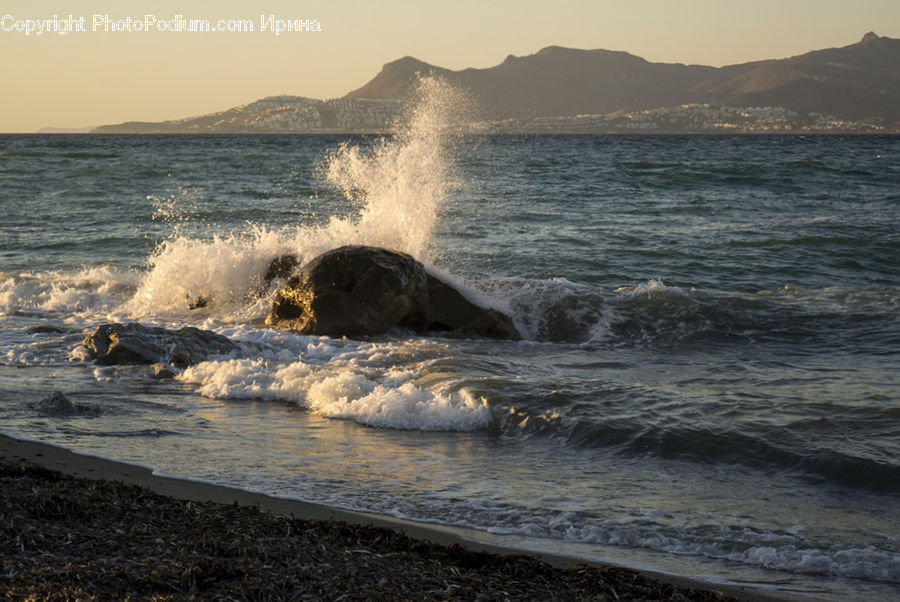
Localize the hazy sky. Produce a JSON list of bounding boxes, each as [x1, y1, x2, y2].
[[1, 0, 897, 132]]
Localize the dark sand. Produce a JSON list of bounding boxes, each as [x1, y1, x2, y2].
[[1, 432, 813, 601]]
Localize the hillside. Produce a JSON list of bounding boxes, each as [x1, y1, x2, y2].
[[92, 97, 404, 134]]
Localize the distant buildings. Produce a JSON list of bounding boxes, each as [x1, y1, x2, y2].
[[477, 104, 890, 134], [94, 98, 893, 134], [94, 97, 405, 134]]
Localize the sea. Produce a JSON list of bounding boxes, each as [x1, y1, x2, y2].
[[1, 82, 898, 600]]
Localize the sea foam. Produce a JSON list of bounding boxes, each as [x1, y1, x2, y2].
[[177, 349, 492, 431], [0, 267, 137, 316]]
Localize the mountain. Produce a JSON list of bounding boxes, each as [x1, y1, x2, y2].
[[346, 56, 453, 100], [347, 47, 716, 119], [89, 33, 900, 133], [346, 32, 900, 124], [691, 32, 900, 120]]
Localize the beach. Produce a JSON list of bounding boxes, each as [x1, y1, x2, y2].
[[2, 432, 806, 601]]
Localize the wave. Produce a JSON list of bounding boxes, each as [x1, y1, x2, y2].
[[2, 81, 896, 448], [495, 402, 900, 493], [175, 331, 491, 431], [482, 277, 898, 350], [398, 498, 900, 585]]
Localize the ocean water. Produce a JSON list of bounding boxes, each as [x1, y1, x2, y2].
[[1, 84, 899, 600]]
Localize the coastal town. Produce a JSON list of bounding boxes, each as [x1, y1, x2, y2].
[[92, 96, 405, 134], [480, 104, 892, 134]]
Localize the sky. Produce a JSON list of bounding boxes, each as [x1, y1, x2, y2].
[[1, 0, 898, 132]]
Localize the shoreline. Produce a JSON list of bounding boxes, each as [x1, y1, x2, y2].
[[1, 432, 815, 601]]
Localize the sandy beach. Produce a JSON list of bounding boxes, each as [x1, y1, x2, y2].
[[0, 432, 814, 601]]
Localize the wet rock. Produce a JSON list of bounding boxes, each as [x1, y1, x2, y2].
[[32, 391, 100, 417], [82, 323, 240, 367], [34, 391, 78, 416], [265, 245, 519, 339], [425, 275, 519, 340], [266, 246, 429, 336]]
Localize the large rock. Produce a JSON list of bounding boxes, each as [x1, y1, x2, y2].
[[82, 323, 240, 367], [266, 246, 430, 336], [265, 246, 519, 339]]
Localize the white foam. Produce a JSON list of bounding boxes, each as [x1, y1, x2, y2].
[[0, 267, 138, 316], [615, 278, 685, 299], [123, 227, 289, 321], [739, 545, 900, 582], [177, 351, 492, 431]]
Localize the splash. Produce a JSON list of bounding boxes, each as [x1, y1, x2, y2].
[[322, 76, 473, 260], [125, 76, 474, 321], [0, 267, 138, 315]]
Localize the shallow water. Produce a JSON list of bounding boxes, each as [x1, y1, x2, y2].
[[1, 96, 898, 599]]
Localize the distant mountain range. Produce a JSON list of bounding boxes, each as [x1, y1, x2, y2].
[[90, 32, 900, 134]]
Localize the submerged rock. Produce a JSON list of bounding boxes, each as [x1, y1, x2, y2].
[[265, 245, 519, 339], [34, 391, 78, 415], [82, 323, 240, 367]]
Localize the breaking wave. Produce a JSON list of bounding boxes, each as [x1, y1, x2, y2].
[[124, 77, 473, 322]]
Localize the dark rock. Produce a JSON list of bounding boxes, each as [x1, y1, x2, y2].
[[266, 246, 429, 336], [82, 323, 240, 367], [32, 391, 100, 417], [265, 245, 519, 339], [34, 391, 78, 416], [425, 275, 519, 340]]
